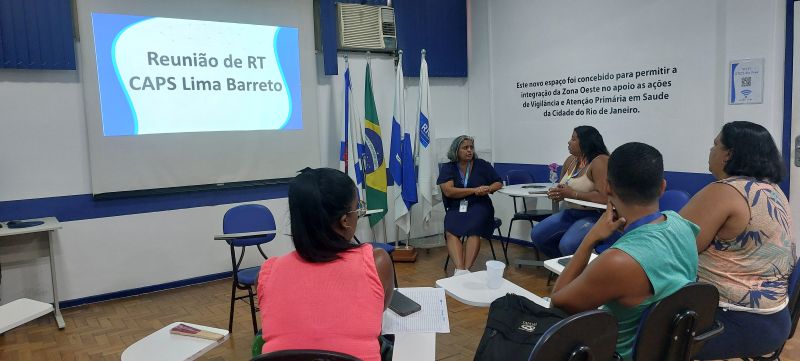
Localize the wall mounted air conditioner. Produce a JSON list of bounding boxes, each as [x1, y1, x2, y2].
[[336, 3, 396, 52]]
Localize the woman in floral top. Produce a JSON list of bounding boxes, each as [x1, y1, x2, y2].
[[681, 121, 796, 359]]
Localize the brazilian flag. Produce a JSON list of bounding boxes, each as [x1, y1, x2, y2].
[[363, 63, 388, 226]]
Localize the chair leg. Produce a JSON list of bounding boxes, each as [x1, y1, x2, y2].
[[247, 286, 258, 335], [228, 281, 237, 332], [504, 222, 515, 264], [389, 253, 399, 287], [487, 235, 497, 261]]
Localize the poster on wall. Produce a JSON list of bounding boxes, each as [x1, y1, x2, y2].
[[729, 58, 764, 105]]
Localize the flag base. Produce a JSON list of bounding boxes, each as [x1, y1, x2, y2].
[[392, 246, 417, 262]]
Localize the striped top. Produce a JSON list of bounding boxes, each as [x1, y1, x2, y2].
[[698, 177, 796, 313]]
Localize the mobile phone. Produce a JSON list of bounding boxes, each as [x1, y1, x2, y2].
[[557, 257, 572, 267], [521, 185, 546, 189], [389, 289, 421, 317]]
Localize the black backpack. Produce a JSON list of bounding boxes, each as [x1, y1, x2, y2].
[[474, 294, 567, 361]]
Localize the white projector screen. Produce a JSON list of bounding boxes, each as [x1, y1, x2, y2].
[[76, 0, 320, 195]]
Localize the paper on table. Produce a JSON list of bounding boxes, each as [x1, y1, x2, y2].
[[382, 287, 450, 334]]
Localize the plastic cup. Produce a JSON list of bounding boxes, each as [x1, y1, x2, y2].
[[486, 260, 506, 289]]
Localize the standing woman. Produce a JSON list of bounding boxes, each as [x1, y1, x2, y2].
[[681, 121, 795, 359], [437, 136, 503, 275], [531, 126, 610, 258], [257, 168, 394, 360]]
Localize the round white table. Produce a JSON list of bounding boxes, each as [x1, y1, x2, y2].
[[497, 183, 561, 267], [497, 183, 560, 212]]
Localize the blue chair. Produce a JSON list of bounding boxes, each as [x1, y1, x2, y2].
[[354, 236, 398, 287], [659, 189, 691, 212], [222, 204, 276, 334], [595, 189, 692, 254], [737, 259, 800, 360], [528, 309, 618, 361], [443, 217, 502, 271], [631, 282, 724, 361], [504, 170, 555, 264]]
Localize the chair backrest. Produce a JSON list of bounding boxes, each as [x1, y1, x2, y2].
[[528, 309, 618, 361], [506, 170, 535, 185], [223, 204, 277, 247], [786, 259, 800, 339], [633, 282, 719, 361], [250, 349, 360, 361], [658, 190, 691, 212]]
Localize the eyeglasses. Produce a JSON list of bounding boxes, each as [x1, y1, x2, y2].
[[347, 200, 368, 218]]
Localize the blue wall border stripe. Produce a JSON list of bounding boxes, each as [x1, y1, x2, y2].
[[493, 162, 715, 196], [782, 0, 794, 197], [60, 271, 232, 309], [0, 183, 289, 222]]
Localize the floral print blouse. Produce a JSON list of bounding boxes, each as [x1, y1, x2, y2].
[[698, 177, 796, 313]]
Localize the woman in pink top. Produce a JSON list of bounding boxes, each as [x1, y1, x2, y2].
[[257, 168, 395, 360], [681, 121, 795, 359]]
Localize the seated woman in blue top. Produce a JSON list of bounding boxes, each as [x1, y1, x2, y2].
[[437, 136, 503, 275], [550, 142, 699, 360], [531, 126, 610, 258]]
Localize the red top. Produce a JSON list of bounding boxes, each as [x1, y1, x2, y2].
[[258, 244, 384, 360]]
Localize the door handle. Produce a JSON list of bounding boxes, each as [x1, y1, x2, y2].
[[796, 135, 800, 167]]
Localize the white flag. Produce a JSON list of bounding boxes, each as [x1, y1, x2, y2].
[[341, 62, 366, 202], [390, 53, 418, 236], [416, 51, 439, 223]]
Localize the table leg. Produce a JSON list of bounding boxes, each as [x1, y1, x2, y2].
[[47, 230, 65, 329], [513, 201, 559, 268]]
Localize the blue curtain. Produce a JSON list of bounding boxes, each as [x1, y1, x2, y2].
[[0, 0, 76, 70]]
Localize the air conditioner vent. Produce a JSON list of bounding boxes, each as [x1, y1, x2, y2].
[[337, 3, 396, 51]]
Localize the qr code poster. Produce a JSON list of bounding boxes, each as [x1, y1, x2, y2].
[[730, 59, 764, 105]]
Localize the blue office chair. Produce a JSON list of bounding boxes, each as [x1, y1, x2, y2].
[[443, 217, 502, 271], [735, 260, 800, 361], [659, 189, 691, 212], [504, 170, 554, 264], [222, 204, 276, 334], [631, 282, 724, 361], [595, 189, 692, 254], [354, 236, 398, 287], [528, 309, 618, 361]]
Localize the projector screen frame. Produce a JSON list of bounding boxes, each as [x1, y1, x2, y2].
[[75, 0, 322, 196], [90, 177, 292, 200]]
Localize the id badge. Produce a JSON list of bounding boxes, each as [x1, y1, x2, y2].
[[459, 200, 468, 213]]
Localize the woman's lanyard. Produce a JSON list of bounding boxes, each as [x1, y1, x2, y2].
[[459, 161, 473, 187], [562, 158, 586, 183], [622, 211, 663, 235]]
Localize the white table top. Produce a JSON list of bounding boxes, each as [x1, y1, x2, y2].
[[543, 253, 599, 275], [393, 333, 436, 361], [0, 217, 61, 237], [435, 271, 549, 308], [121, 322, 229, 361], [564, 198, 607, 209], [497, 183, 554, 198], [0, 298, 54, 334]]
